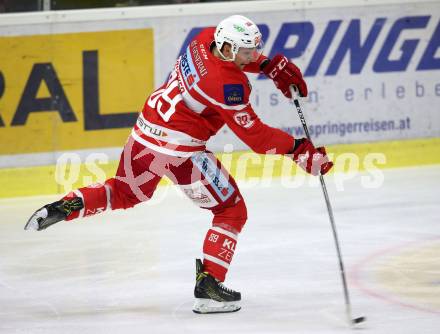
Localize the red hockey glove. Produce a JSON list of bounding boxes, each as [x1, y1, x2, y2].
[[290, 138, 333, 176], [261, 54, 308, 98]]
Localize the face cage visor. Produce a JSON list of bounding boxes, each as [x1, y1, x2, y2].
[[234, 37, 264, 63]]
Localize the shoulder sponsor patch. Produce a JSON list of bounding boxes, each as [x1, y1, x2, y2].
[[180, 47, 200, 89], [233, 111, 255, 129], [223, 84, 244, 105]]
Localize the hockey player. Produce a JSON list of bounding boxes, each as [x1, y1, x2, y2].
[[24, 15, 333, 314]]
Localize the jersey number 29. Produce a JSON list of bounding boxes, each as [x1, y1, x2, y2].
[[147, 70, 183, 122]]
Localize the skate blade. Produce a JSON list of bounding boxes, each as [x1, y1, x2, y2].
[[24, 208, 47, 231], [192, 298, 241, 314]]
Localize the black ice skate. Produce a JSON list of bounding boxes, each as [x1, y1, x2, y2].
[[192, 258, 241, 314], [24, 198, 84, 231]]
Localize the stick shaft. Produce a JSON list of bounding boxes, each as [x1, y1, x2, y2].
[[292, 97, 353, 323]]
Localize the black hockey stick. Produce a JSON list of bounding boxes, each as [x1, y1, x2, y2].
[[289, 86, 365, 327]]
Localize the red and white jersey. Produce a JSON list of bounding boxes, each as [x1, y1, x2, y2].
[[131, 27, 295, 157]]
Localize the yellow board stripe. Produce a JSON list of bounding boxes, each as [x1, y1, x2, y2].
[[1, 137, 439, 199]]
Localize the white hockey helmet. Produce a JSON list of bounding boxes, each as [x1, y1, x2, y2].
[[214, 15, 264, 62]]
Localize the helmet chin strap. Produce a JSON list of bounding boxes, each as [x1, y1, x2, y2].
[[216, 45, 236, 62]]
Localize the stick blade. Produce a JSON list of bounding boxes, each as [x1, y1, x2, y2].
[[352, 316, 366, 325]]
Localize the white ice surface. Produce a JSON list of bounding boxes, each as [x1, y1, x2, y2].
[[1, 165, 439, 334]]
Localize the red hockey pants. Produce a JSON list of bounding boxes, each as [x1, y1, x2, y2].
[[64, 137, 247, 281]]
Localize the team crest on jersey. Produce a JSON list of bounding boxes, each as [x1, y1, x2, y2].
[[233, 111, 254, 129], [223, 84, 244, 105]]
